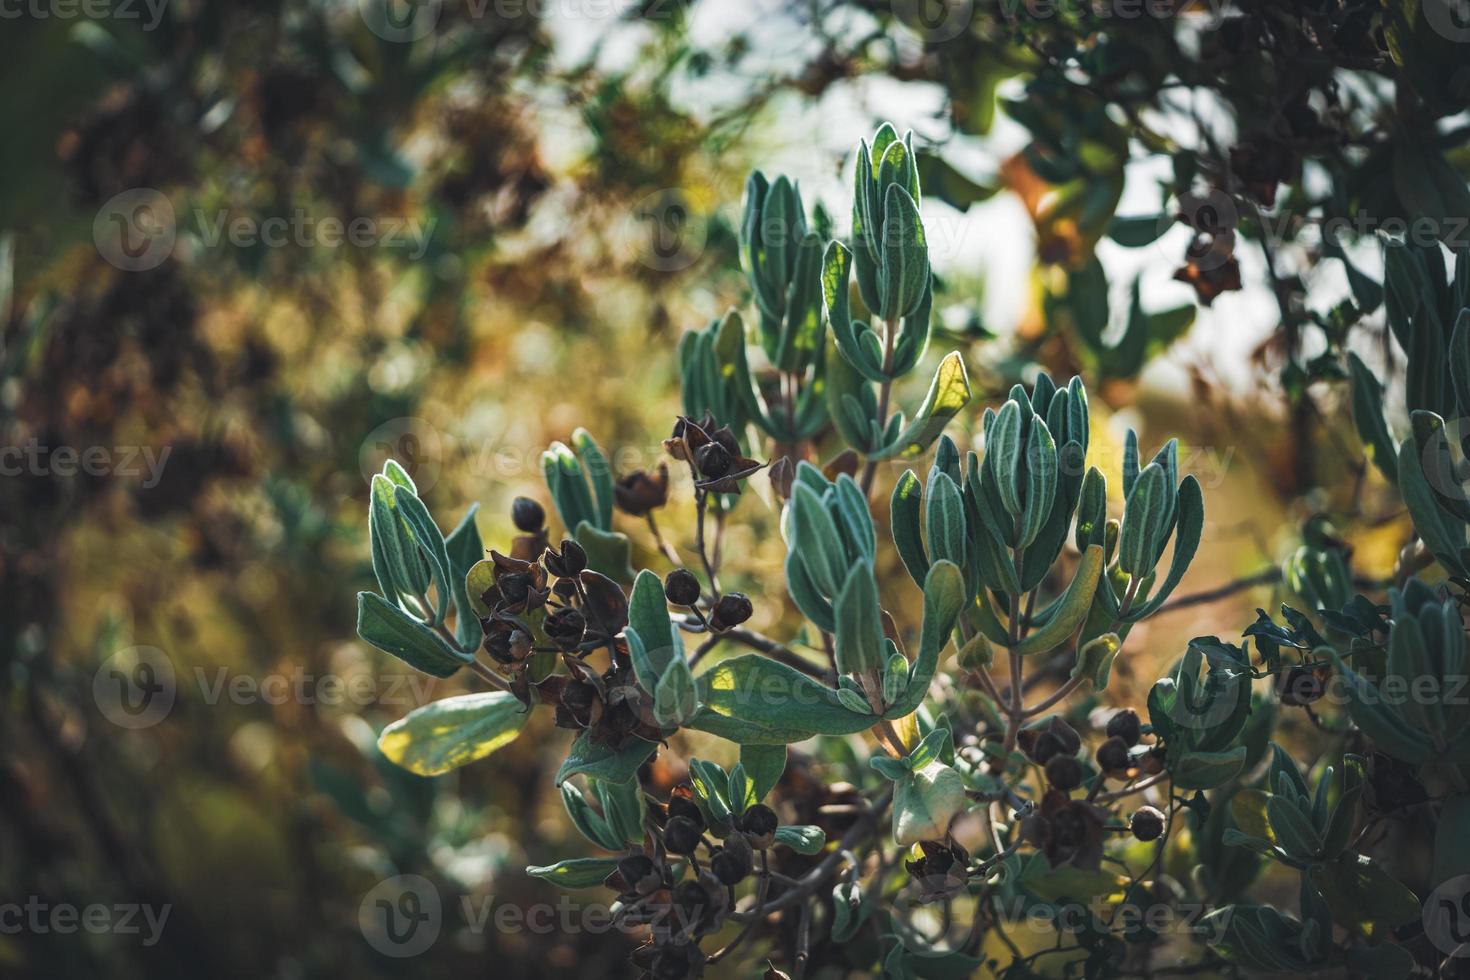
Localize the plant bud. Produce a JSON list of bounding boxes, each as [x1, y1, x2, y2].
[[1105, 708, 1142, 747], [1130, 806, 1166, 842], [695, 441, 732, 478], [711, 592, 753, 631], [1095, 736, 1131, 773], [664, 568, 701, 606], [739, 803, 778, 848], [1044, 754, 1083, 792], [511, 496, 545, 532], [1021, 730, 1064, 765]]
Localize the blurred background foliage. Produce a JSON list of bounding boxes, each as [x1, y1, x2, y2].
[[0, 0, 1465, 976]]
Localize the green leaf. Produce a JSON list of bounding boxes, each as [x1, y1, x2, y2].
[[878, 185, 930, 321], [562, 781, 621, 850], [835, 562, 885, 676], [1267, 793, 1323, 859], [571, 428, 614, 531], [627, 570, 674, 690], [654, 656, 699, 727], [526, 858, 621, 890], [892, 760, 965, 845], [377, 691, 527, 776], [884, 560, 965, 719], [836, 686, 872, 714], [1172, 746, 1247, 791], [1309, 853, 1421, 939], [872, 352, 972, 460], [1108, 213, 1168, 247], [791, 483, 846, 596], [444, 504, 484, 651], [774, 824, 826, 855], [1011, 545, 1103, 657], [1348, 352, 1399, 486], [1073, 631, 1121, 690], [924, 471, 966, 569], [356, 592, 471, 678], [1119, 463, 1169, 577], [369, 474, 412, 602], [891, 469, 930, 588], [556, 732, 657, 786], [1018, 418, 1058, 548], [689, 656, 873, 744], [740, 744, 787, 803], [987, 400, 1024, 517]]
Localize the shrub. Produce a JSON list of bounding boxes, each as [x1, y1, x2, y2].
[[354, 125, 1468, 979]]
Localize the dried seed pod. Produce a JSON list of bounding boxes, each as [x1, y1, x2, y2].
[[544, 607, 586, 650], [710, 592, 753, 631], [739, 803, 778, 848], [695, 441, 732, 479], [1105, 708, 1142, 747], [544, 539, 587, 578], [1095, 736, 1131, 774], [1044, 754, 1084, 792], [511, 496, 545, 532], [664, 816, 704, 855], [664, 568, 701, 606], [1130, 806, 1166, 842]]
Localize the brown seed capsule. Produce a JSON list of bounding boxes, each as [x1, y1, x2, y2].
[[1022, 731, 1065, 766], [710, 592, 753, 631], [511, 496, 545, 532], [666, 794, 705, 828], [616, 855, 661, 896], [710, 843, 752, 885], [664, 568, 701, 606], [544, 607, 586, 650], [695, 441, 732, 479], [1130, 806, 1166, 842], [1044, 754, 1084, 792], [1105, 708, 1142, 747], [543, 539, 587, 578], [1280, 666, 1325, 707], [1095, 736, 1132, 774], [664, 815, 704, 855], [739, 803, 778, 848]]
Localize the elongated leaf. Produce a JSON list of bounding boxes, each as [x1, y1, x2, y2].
[[393, 486, 454, 622], [1309, 853, 1421, 939], [654, 656, 699, 727], [891, 469, 930, 588], [356, 592, 471, 678], [378, 692, 528, 776], [1348, 352, 1399, 485], [885, 560, 965, 719], [444, 504, 484, 651], [872, 352, 971, 460], [1119, 463, 1168, 576], [526, 858, 621, 889], [835, 562, 885, 677], [689, 656, 873, 744], [925, 471, 966, 568], [627, 570, 674, 691], [1011, 545, 1103, 657], [791, 483, 846, 596], [556, 732, 657, 786], [774, 824, 826, 855]]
